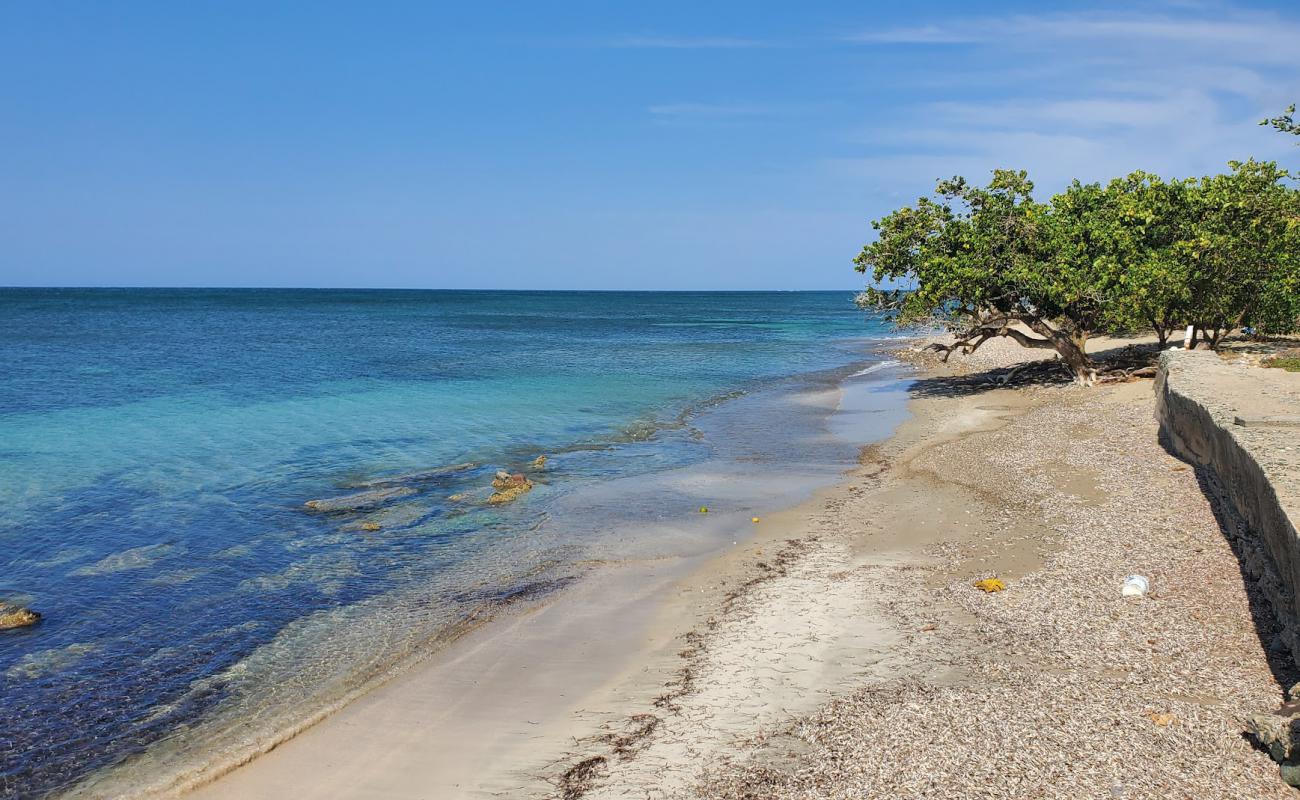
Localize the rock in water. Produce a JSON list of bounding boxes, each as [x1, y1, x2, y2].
[[303, 486, 417, 513], [492, 472, 529, 490], [531, 455, 548, 469], [0, 604, 41, 630], [488, 473, 533, 504], [348, 462, 478, 489]]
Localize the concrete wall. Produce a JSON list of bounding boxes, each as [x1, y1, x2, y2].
[[1155, 349, 1300, 662]]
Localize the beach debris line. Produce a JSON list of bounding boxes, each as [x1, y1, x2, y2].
[[488, 470, 533, 504], [973, 577, 1006, 593], [0, 603, 41, 630], [556, 755, 608, 800]]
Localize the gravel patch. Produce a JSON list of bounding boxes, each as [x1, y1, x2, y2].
[[697, 371, 1292, 798]]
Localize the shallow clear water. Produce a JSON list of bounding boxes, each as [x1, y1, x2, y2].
[[0, 289, 898, 798]]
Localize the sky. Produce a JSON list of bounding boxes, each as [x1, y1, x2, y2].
[[1, 0, 1298, 290]]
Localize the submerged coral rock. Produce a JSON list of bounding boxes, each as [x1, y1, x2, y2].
[[492, 472, 529, 490], [348, 461, 477, 489], [0, 604, 41, 630], [303, 486, 416, 513], [488, 474, 533, 504], [359, 521, 382, 532]]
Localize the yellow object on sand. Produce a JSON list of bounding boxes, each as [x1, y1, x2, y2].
[[699, 506, 708, 513], [974, 577, 1006, 593], [751, 517, 760, 523]]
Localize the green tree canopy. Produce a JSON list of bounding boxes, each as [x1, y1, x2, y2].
[[855, 170, 1130, 384], [856, 162, 1300, 384], [1261, 104, 1299, 140]]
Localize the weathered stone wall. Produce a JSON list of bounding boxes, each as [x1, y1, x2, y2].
[[1155, 349, 1300, 663]]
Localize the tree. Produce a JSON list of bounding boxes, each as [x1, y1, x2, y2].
[[1179, 160, 1300, 346], [855, 170, 1130, 385], [856, 162, 1299, 377], [1261, 104, 1299, 140], [1105, 172, 1196, 348]]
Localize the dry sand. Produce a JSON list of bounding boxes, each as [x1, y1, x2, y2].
[[183, 336, 1291, 800]]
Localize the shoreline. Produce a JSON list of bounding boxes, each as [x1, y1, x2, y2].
[[77, 334, 1292, 799], [160, 339, 977, 799], [57, 345, 911, 800], [173, 352, 915, 800]]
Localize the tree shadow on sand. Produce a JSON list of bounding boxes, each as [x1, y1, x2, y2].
[[907, 342, 1164, 399]]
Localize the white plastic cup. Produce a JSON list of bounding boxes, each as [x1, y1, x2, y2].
[[1121, 575, 1149, 597]]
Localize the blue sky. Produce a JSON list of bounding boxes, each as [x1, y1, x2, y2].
[[2, 1, 1298, 289]]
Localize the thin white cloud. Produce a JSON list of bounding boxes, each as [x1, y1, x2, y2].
[[849, 10, 1300, 63], [833, 4, 1300, 204], [923, 89, 1217, 131]]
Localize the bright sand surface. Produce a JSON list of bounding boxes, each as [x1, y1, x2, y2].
[[185, 335, 1292, 799]]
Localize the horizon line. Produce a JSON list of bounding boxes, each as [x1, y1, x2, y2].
[[0, 285, 864, 293]]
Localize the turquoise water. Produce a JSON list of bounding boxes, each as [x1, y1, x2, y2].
[[0, 289, 897, 798]]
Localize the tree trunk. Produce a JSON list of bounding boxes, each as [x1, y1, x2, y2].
[[1151, 318, 1169, 348], [1057, 335, 1096, 385], [1025, 319, 1096, 385]]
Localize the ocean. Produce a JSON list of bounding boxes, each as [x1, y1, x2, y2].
[[0, 289, 907, 798]]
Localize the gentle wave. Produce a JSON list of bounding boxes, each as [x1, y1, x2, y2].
[[850, 359, 903, 377]]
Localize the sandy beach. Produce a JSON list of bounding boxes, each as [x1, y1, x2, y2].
[[8, 6, 1299, 799], [168, 335, 1292, 800]]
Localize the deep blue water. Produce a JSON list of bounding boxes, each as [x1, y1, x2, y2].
[[0, 289, 893, 798]]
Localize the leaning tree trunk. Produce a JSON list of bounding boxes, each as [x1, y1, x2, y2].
[[1057, 333, 1097, 386], [1025, 319, 1097, 386]]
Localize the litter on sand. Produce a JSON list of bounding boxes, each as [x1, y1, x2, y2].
[[1122, 575, 1150, 597]]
